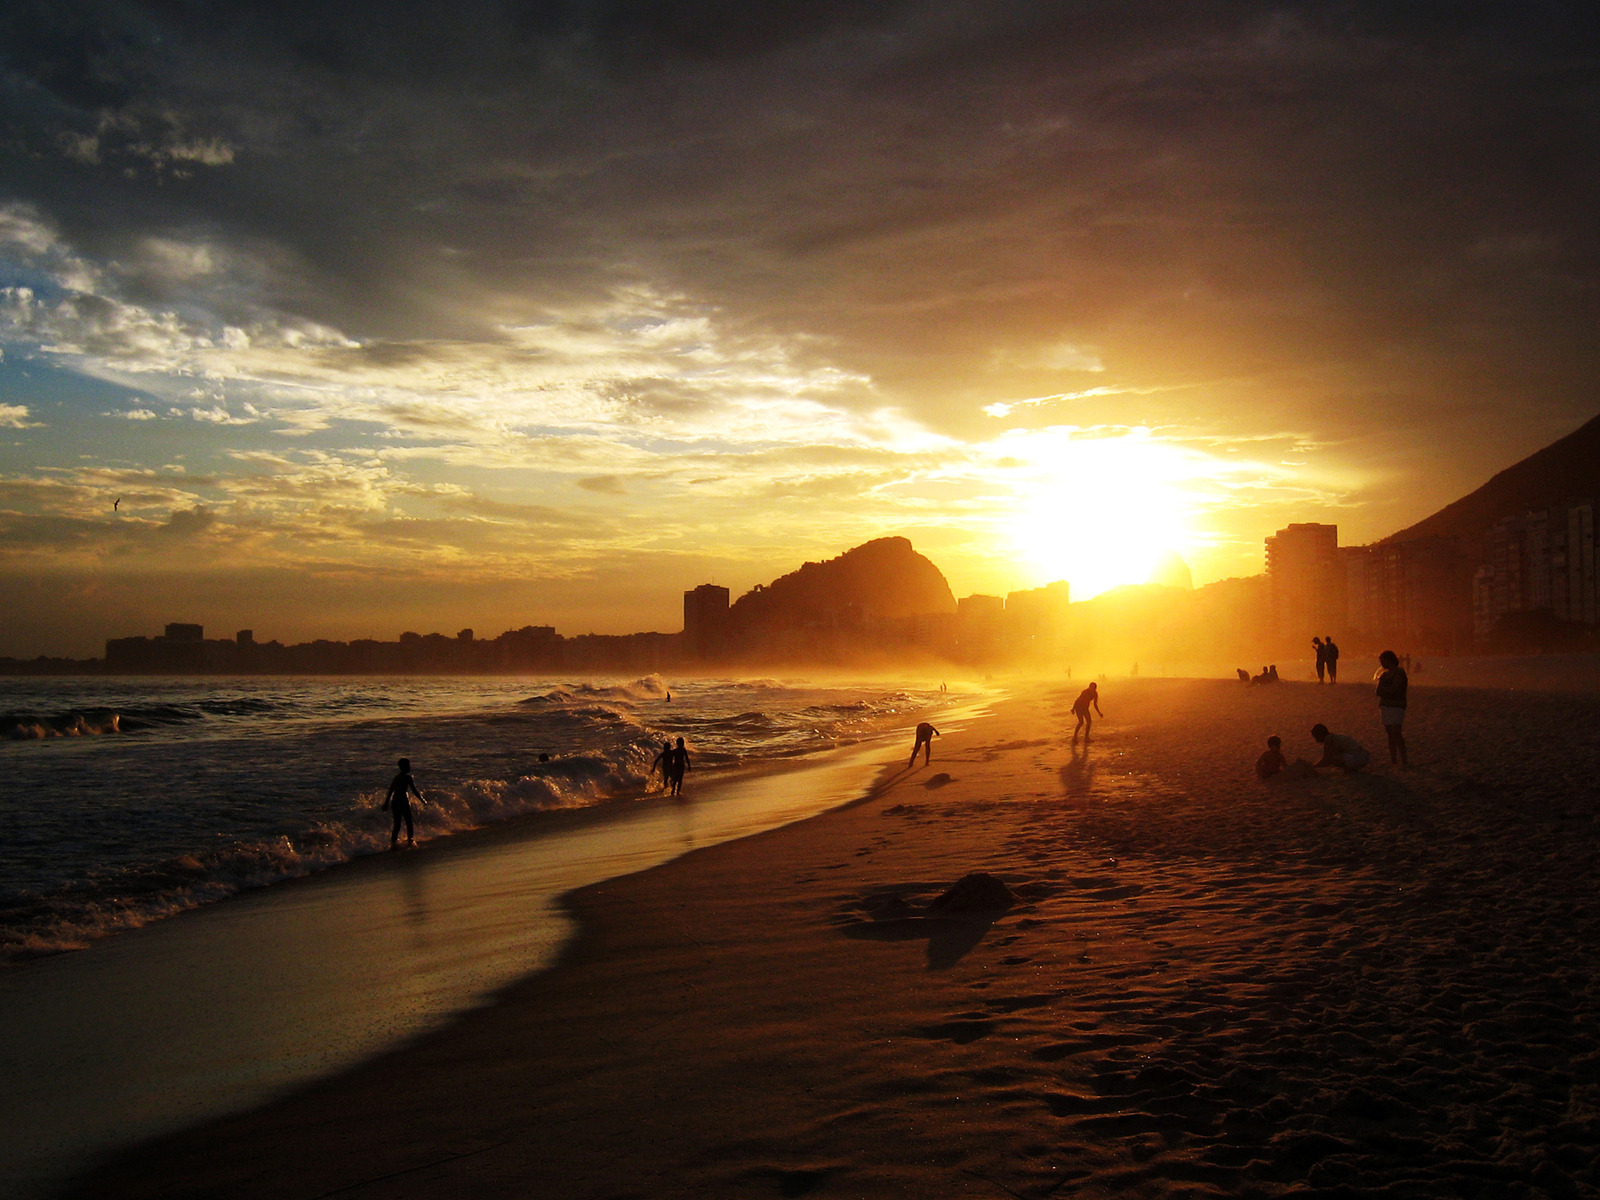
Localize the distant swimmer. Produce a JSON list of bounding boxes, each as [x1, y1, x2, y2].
[[1310, 724, 1369, 773], [1071, 682, 1103, 743], [909, 721, 940, 767], [650, 740, 672, 790], [381, 757, 427, 847], [668, 736, 691, 797]]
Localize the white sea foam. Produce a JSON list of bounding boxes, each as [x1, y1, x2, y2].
[[0, 675, 958, 962]]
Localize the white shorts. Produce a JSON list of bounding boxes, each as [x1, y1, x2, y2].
[[1379, 706, 1406, 727]]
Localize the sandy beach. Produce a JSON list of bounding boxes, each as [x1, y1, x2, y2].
[[71, 675, 1600, 1199]]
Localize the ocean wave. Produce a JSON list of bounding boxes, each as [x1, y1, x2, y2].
[[0, 737, 666, 963], [520, 674, 669, 706], [3, 708, 128, 739]]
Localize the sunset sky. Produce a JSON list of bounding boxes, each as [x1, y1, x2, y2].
[[3, 2, 1598, 655]]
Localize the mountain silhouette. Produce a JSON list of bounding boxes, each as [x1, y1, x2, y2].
[[731, 536, 956, 629], [1383, 410, 1600, 547]]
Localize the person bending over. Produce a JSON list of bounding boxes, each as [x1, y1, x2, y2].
[[909, 721, 940, 767], [382, 757, 428, 847], [1071, 683, 1103, 743], [1310, 724, 1369, 773]]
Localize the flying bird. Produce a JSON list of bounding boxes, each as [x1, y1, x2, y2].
[[113, 497, 121, 511]]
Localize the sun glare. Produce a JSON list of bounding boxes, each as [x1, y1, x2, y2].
[[1002, 427, 1198, 599]]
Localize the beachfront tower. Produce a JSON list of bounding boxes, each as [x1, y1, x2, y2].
[[1266, 523, 1344, 638], [683, 584, 731, 660]]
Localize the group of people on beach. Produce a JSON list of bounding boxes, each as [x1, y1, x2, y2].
[[378, 728, 696, 850], [1256, 648, 1409, 780]]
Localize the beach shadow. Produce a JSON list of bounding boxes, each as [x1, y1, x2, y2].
[[1060, 743, 1096, 797], [841, 914, 1000, 970], [836, 882, 1011, 969]]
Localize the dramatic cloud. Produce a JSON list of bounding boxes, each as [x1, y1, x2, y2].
[[1, 1, 1597, 652]]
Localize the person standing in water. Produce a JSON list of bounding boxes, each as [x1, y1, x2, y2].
[[669, 736, 691, 796], [650, 740, 673, 791], [909, 721, 940, 767], [381, 757, 427, 848], [1375, 649, 1409, 766], [1071, 682, 1103, 743]]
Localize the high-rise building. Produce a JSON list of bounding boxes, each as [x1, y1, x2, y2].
[[683, 584, 731, 659], [1342, 537, 1471, 650], [1473, 501, 1597, 637], [1265, 523, 1343, 638]]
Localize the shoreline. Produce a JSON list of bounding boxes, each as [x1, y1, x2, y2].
[[2, 701, 993, 1200], [65, 675, 1600, 1199]]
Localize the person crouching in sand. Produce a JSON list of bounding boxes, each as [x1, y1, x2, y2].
[[1310, 724, 1370, 773], [1071, 682, 1102, 743], [1257, 735, 1316, 781], [909, 721, 940, 767], [381, 757, 428, 847]]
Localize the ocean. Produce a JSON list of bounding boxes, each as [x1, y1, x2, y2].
[[1, 673, 954, 963]]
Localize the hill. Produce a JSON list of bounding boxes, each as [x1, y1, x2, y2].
[[730, 537, 956, 629], [1383, 410, 1600, 546]]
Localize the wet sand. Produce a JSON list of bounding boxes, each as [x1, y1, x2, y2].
[[71, 676, 1600, 1199]]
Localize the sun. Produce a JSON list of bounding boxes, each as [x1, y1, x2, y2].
[[1001, 427, 1198, 599]]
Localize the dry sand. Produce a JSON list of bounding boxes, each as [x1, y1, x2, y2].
[[73, 676, 1600, 1199]]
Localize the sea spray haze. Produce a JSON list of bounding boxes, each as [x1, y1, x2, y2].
[[1, 675, 956, 961]]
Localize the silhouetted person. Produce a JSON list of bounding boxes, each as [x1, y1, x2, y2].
[[1311, 723, 1369, 773], [1312, 637, 1327, 682], [909, 721, 940, 766], [650, 740, 672, 790], [1236, 668, 1251, 683], [1269, 664, 1279, 681], [1324, 636, 1340, 683], [669, 737, 691, 796], [1071, 682, 1102, 742], [381, 757, 427, 848], [1376, 649, 1409, 766], [1256, 736, 1286, 779]]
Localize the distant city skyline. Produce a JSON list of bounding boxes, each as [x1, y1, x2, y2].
[[4, 4, 1599, 656]]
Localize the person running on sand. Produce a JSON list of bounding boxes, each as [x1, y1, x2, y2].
[[1311, 724, 1369, 773], [1071, 682, 1103, 743], [650, 740, 673, 790], [1376, 649, 1409, 766], [381, 757, 427, 848], [668, 737, 691, 796], [1313, 636, 1327, 683], [909, 721, 940, 767]]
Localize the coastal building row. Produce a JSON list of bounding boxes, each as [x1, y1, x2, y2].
[[1267, 503, 1598, 651]]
